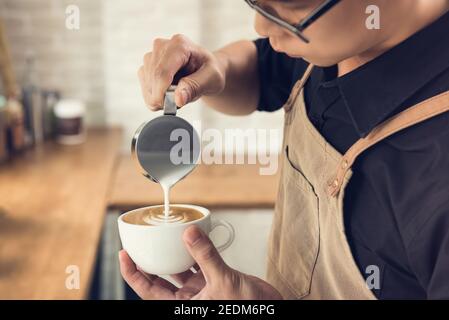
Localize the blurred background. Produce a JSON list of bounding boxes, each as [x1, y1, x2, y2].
[[0, 0, 283, 300], [0, 0, 284, 148]]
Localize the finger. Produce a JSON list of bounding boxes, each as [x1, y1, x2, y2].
[[138, 66, 157, 110], [143, 51, 158, 106], [148, 37, 168, 68], [142, 51, 152, 86], [175, 62, 224, 107], [119, 250, 176, 299], [183, 226, 228, 285], [184, 270, 206, 291], [135, 266, 179, 292], [190, 288, 208, 300], [150, 38, 191, 108], [170, 263, 200, 287], [175, 288, 199, 300], [174, 271, 206, 299], [147, 40, 165, 97], [171, 269, 195, 286]]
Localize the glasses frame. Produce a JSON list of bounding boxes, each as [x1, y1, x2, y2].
[[245, 0, 342, 43]]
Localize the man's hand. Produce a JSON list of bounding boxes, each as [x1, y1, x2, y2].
[[139, 34, 226, 110], [119, 225, 282, 300]]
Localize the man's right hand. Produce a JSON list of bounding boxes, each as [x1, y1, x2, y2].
[[138, 34, 227, 110], [119, 225, 283, 300]]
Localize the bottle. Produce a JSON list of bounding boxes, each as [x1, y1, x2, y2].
[[21, 52, 42, 146], [41, 90, 60, 139], [5, 98, 26, 153], [0, 95, 8, 162], [0, 19, 25, 153]]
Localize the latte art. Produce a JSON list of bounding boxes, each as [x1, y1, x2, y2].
[[144, 209, 191, 225], [123, 206, 204, 226]]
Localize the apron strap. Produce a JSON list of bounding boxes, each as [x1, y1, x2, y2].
[[328, 89, 449, 197], [284, 64, 314, 112]]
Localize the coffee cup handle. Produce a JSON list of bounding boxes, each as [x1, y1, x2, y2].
[[210, 219, 235, 252]]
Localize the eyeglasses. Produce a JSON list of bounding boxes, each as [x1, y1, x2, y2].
[[244, 0, 342, 43]]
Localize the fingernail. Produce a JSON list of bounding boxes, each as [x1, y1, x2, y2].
[[185, 226, 203, 246], [180, 88, 189, 105]]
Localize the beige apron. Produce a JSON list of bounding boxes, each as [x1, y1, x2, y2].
[[266, 64, 449, 300]]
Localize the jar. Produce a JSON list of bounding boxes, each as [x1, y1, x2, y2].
[[54, 99, 86, 145], [0, 96, 8, 162]]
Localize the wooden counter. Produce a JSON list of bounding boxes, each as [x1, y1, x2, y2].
[[0, 128, 122, 299], [108, 156, 280, 211], [0, 127, 279, 299]]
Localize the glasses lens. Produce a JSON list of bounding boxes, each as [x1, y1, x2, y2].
[[253, 1, 283, 20], [245, 0, 310, 43]]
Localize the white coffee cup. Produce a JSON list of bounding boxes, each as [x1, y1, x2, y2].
[[117, 204, 235, 275]]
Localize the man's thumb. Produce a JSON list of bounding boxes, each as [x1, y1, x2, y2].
[[175, 64, 223, 107], [183, 225, 227, 282]]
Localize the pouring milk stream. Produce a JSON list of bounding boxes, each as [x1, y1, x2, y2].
[[131, 85, 201, 225]]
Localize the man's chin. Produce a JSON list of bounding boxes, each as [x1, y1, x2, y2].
[[270, 44, 283, 53], [285, 52, 340, 67], [269, 38, 284, 53]]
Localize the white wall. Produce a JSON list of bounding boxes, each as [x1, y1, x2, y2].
[[0, 0, 106, 125]]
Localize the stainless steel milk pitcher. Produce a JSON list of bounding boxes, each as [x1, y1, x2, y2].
[[132, 85, 201, 184]]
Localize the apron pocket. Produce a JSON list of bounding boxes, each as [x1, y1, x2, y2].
[[268, 145, 320, 298]]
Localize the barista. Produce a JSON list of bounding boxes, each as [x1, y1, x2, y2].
[[120, 0, 449, 299]]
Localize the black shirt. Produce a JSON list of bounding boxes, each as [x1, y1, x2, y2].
[[255, 11, 449, 299]]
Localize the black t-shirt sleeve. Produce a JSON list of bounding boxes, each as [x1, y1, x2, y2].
[[254, 38, 308, 112]]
